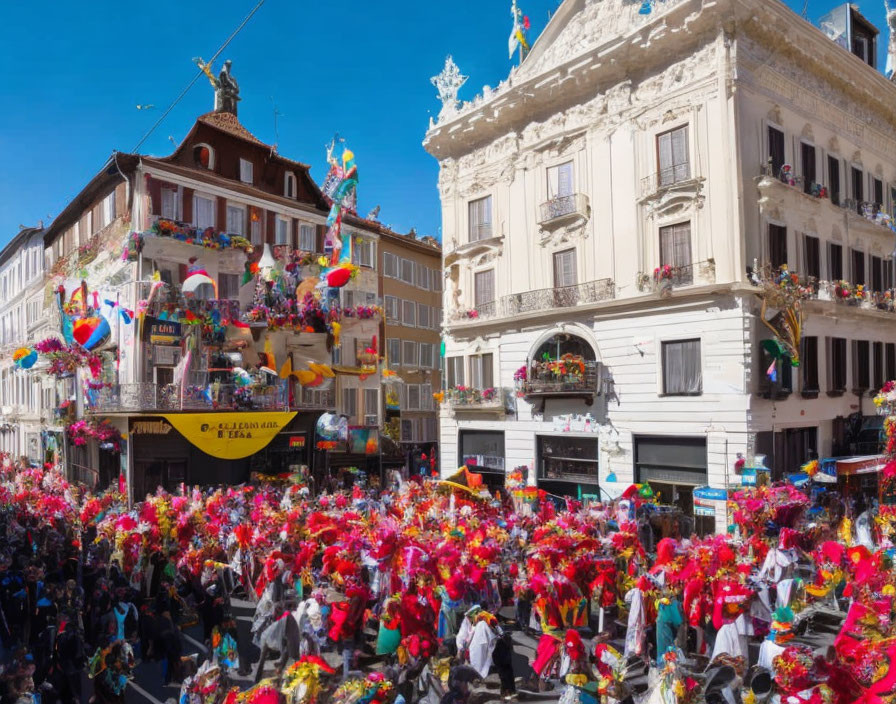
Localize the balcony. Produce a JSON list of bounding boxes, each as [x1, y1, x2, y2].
[[522, 360, 601, 403], [640, 165, 695, 197], [503, 278, 615, 316], [638, 260, 716, 293], [91, 382, 334, 413], [446, 386, 511, 413], [538, 194, 590, 228]]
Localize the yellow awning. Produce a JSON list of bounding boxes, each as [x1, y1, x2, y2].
[[161, 412, 297, 460]]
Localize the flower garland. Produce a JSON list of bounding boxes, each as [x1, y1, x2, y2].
[[34, 337, 103, 379], [148, 219, 254, 253], [67, 419, 124, 453]]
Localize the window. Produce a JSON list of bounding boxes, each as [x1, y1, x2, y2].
[[415, 265, 429, 289], [887, 343, 896, 381], [446, 356, 464, 387], [239, 159, 253, 184], [804, 235, 820, 279], [386, 338, 401, 365], [341, 388, 357, 420], [298, 223, 315, 251], [874, 341, 885, 392], [468, 196, 493, 242], [226, 205, 245, 236], [851, 248, 865, 285], [872, 256, 883, 291], [364, 389, 379, 418], [539, 435, 600, 484], [284, 172, 297, 198], [827, 337, 847, 394], [661, 339, 702, 395], [250, 212, 261, 244], [193, 144, 214, 169], [431, 268, 442, 291], [352, 239, 375, 268], [402, 300, 416, 327], [400, 419, 414, 442], [659, 222, 692, 271], [342, 290, 355, 309], [161, 188, 177, 220], [852, 166, 864, 213], [801, 142, 816, 194], [853, 340, 870, 391], [384, 296, 400, 322], [874, 178, 884, 212], [400, 258, 414, 284], [547, 161, 574, 198], [402, 340, 418, 367], [459, 430, 505, 472], [553, 248, 577, 288], [275, 217, 290, 245], [383, 252, 399, 278], [768, 224, 787, 269], [470, 353, 494, 389], [768, 126, 785, 176], [657, 126, 690, 186], [417, 303, 430, 329], [419, 343, 434, 368], [829, 243, 843, 280], [828, 156, 841, 206], [474, 269, 495, 307], [407, 385, 421, 410], [219, 274, 240, 300], [801, 336, 819, 395], [195, 196, 215, 230]]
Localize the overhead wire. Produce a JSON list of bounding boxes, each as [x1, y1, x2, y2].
[[131, 0, 266, 153]]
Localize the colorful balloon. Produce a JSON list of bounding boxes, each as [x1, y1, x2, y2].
[[12, 348, 37, 369], [72, 316, 111, 350]]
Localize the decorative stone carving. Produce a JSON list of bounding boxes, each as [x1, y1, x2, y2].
[[431, 56, 468, 120], [767, 105, 782, 125], [539, 219, 589, 248], [642, 178, 706, 219]]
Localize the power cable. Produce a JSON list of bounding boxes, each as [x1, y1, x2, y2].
[[131, 0, 266, 153]]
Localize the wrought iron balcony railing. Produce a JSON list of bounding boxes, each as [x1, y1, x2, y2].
[[538, 193, 590, 225], [639, 260, 715, 292], [502, 278, 614, 316], [522, 360, 601, 397], [91, 381, 333, 413], [641, 164, 693, 196]]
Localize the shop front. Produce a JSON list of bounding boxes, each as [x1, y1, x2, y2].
[[129, 411, 312, 497], [459, 429, 506, 489], [634, 435, 712, 535], [536, 434, 600, 500]]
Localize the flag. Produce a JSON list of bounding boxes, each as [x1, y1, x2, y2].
[[508, 0, 530, 58]]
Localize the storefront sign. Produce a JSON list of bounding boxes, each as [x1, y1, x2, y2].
[[131, 419, 173, 436], [289, 435, 306, 449], [161, 412, 297, 460], [693, 486, 727, 501], [144, 317, 182, 346], [694, 502, 716, 517]]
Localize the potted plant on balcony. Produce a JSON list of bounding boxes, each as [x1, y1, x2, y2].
[[653, 265, 673, 296]]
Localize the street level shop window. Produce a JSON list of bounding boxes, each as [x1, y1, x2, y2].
[[538, 435, 598, 483], [459, 430, 505, 473]]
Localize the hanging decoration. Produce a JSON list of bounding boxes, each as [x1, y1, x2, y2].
[[12, 348, 37, 370], [757, 266, 803, 367]]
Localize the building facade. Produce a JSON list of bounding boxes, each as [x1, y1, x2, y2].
[[378, 229, 442, 460], [425, 0, 896, 531], [2, 75, 433, 495], [0, 226, 53, 464]]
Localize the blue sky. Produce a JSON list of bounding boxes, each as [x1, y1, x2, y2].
[[0, 0, 889, 246]]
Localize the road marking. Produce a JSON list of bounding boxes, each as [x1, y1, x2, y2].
[[128, 679, 166, 704], [183, 631, 208, 654]]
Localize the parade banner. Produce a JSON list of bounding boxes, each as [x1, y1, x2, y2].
[[161, 412, 297, 460]]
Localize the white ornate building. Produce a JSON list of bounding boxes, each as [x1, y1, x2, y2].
[[0, 226, 58, 463], [425, 0, 896, 531]]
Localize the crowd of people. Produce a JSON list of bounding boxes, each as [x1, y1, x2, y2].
[[0, 452, 893, 704]]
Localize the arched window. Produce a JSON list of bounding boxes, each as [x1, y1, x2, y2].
[[192, 143, 215, 170], [532, 333, 596, 363], [284, 172, 297, 198]]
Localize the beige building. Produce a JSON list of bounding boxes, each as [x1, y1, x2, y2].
[[379, 229, 442, 458], [425, 0, 896, 530]]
